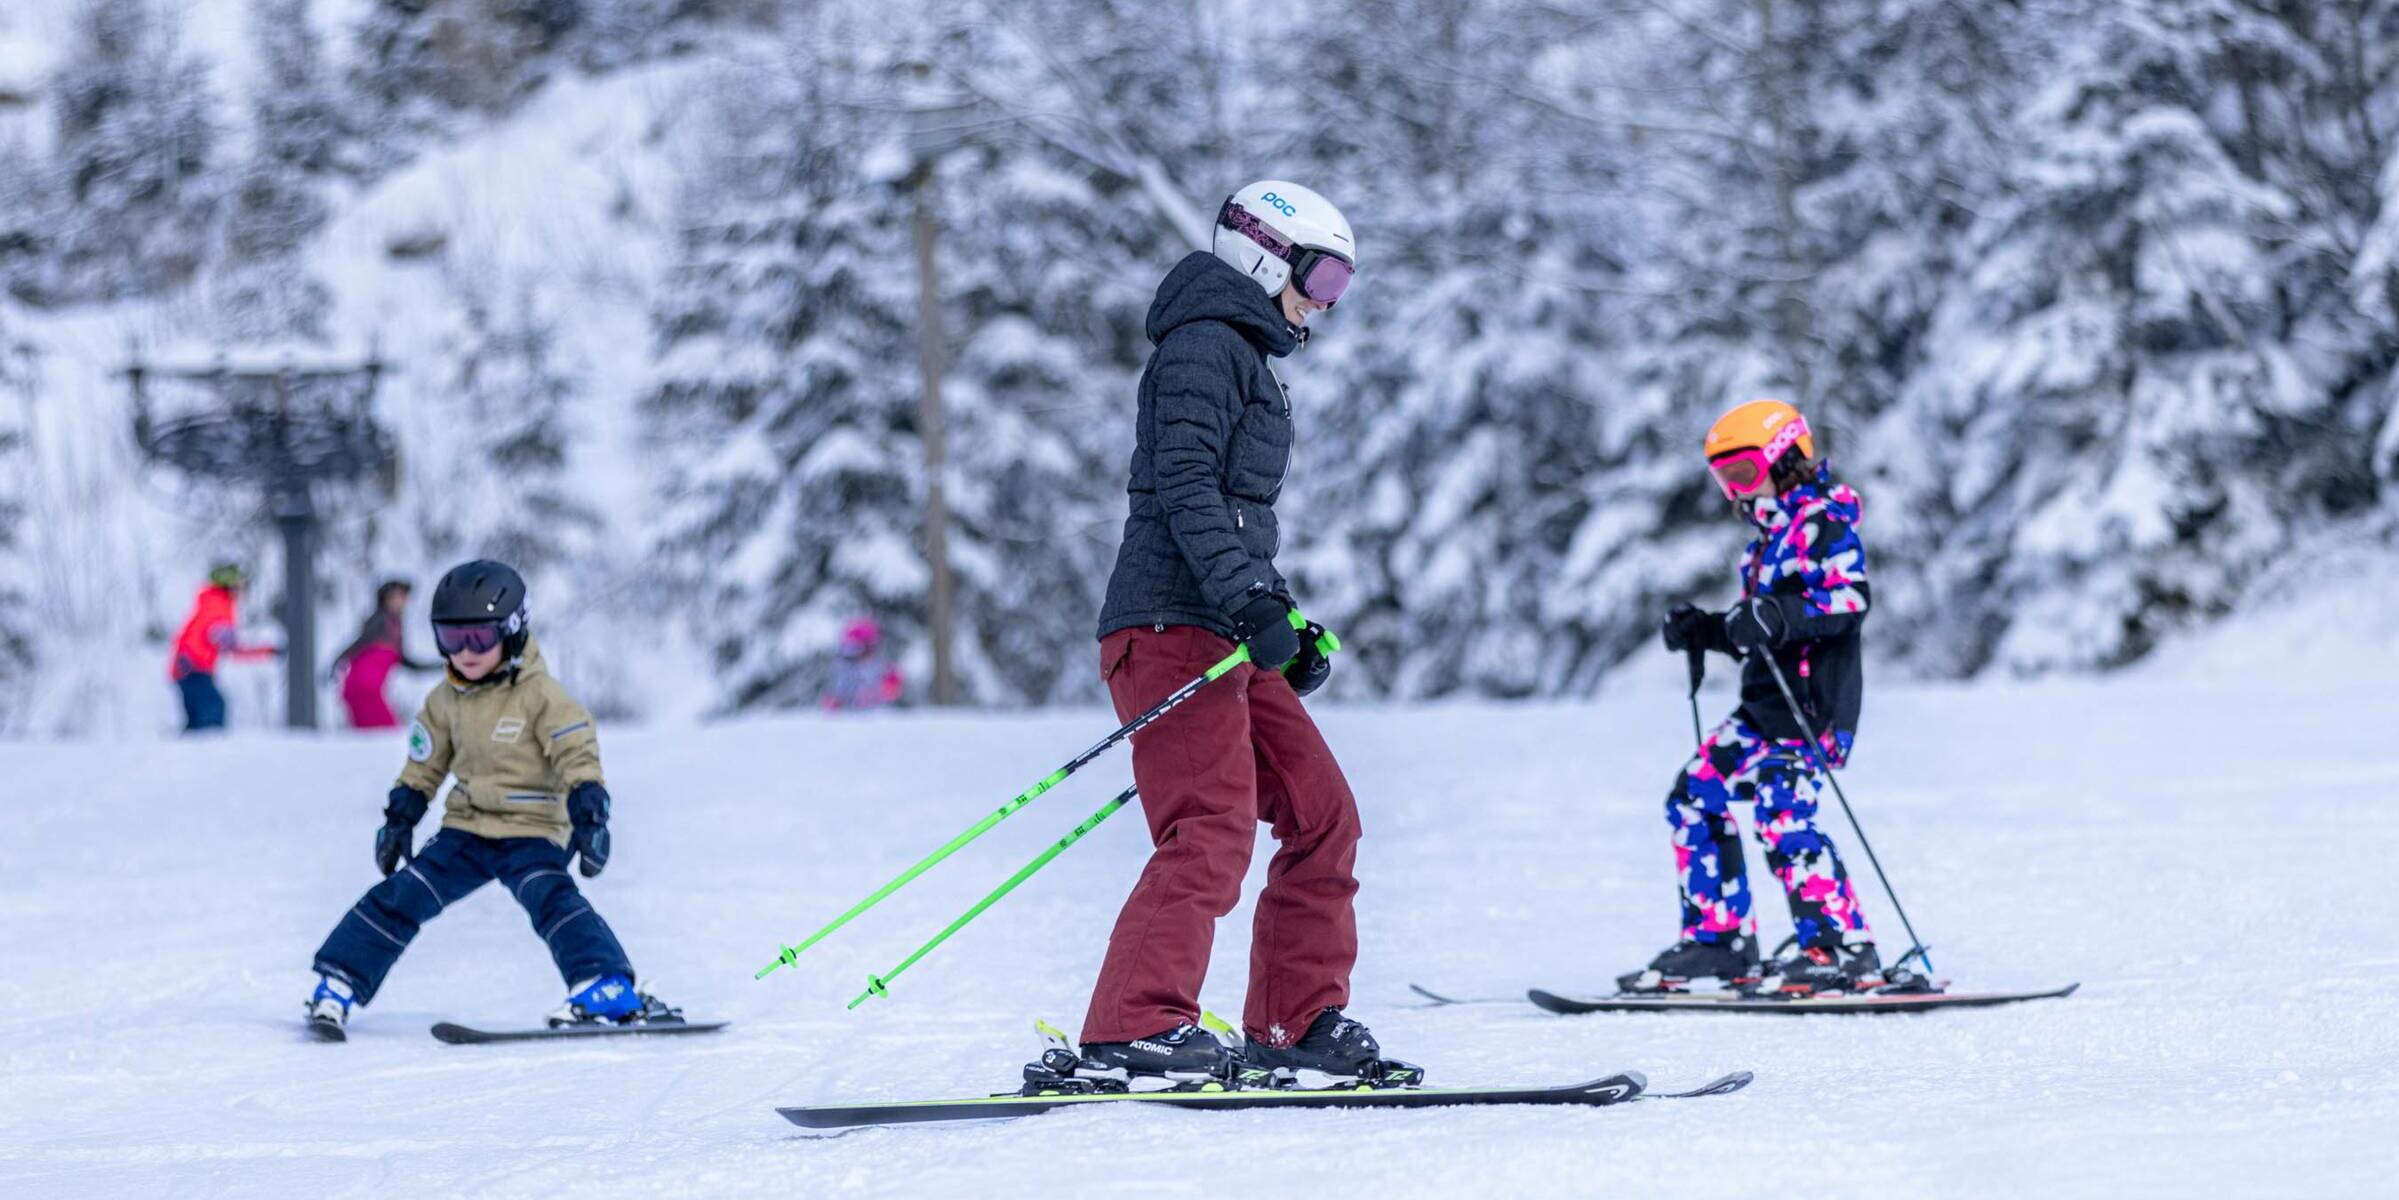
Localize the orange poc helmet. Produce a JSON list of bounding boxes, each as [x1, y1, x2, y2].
[[1702, 399, 1813, 500]]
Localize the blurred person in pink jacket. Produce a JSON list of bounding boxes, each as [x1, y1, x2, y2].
[[330, 579, 439, 730], [821, 618, 902, 711]]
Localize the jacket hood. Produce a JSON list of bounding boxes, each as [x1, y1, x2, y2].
[[449, 635, 547, 690], [1746, 464, 1861, 532], [1145, 252, 1300, 357]]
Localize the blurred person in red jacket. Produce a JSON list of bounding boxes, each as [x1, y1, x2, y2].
[[330, 578, 439, 730], [168, 563, 281, 732]]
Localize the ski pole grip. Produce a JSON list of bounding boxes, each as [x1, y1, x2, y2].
[[1288, 608, 1341, 656]]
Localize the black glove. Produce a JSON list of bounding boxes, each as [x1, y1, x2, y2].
[[1722, 596, 1795, 654], [376, 786, 429, 877], [1661, 603, 1717, 654], [1231, 593, 1301, 671], [567, 781, 611, 879], [1283, 621, 1333, 697]]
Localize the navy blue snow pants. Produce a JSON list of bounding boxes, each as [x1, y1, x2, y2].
[[177, 672, 226, 732], [312, 828, 633, 1005]]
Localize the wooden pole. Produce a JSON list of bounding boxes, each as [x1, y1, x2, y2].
[[911, 161, 959, 706]]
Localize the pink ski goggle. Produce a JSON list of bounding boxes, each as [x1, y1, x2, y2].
[[1218, 202, 1354, 306], [1707, 414, 1811, 499]]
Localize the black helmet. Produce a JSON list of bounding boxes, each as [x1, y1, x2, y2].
[[430, 559, 530, 660]]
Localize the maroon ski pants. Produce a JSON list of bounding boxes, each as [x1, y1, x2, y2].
[[1081, 624, 1362, 1048]]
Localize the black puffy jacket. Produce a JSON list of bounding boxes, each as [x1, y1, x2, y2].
[[1097, 252, 1301, 640]]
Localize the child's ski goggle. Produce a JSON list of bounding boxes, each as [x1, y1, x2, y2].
[[434, 621, 504, 656], [1706, 413, 1811, 500], [1218, 202, 1354, 306]]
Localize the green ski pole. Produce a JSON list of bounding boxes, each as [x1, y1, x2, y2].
[[849, 784, 1137, 1009], [758, 638, 1270, 980]]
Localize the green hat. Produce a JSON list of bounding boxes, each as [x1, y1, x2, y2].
[[208, 563, 250, 589]]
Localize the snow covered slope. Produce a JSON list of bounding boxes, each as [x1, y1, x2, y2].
[[3, 665, 2394, 1197]]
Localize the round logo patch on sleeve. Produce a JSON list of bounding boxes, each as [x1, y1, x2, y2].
[[407, 719, 434, 763]]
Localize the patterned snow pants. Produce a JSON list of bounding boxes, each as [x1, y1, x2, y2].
[[1667, 718, 1870, 950]]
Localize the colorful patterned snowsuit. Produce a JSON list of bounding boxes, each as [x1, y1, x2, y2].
[[1668, 471, 1873, 951]]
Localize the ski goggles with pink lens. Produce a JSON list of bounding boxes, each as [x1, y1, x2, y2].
[[434, 621, 504, 656], [1706, 414, 1812, 500], [1218, 201, 1354, 306]]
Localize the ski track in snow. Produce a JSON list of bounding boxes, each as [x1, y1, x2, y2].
[[2, 671, 2393, 1198]]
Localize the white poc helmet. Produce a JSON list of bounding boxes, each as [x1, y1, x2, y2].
[[1212, 180, 1357, 305]]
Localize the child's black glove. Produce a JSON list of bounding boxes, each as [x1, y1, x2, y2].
[[376, 786, 429, 877], [1661, 603, 1717, 653], [1723, 596, 1795, 653], [567, 781, 611, 879]]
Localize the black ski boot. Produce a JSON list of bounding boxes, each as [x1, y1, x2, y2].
[[1241, 1008, 1425, 1088], [1761, 940, 1883, 995], [1616, 933, 1761, 994], [1050, 1022, 1242, 1092]]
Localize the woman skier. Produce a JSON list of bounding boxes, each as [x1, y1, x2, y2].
[[330, 578, 438, 730], [303, 559, 675, 1038], [1627, 399, 1904, 997], [1076, 179, 1406, 1086]]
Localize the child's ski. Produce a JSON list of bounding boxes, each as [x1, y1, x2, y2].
[[1527, 983, 2078, 1015], [1405, 982, 1517, 1007], [430, 1019, 728, 1044]]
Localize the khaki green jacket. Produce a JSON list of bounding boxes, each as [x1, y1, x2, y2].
[[398, 639, 603, 847]]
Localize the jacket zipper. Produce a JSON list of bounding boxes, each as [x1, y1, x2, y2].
[[1266, 360, 1293, 494]]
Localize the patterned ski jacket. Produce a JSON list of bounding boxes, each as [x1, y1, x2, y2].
[[1697, 466, 1871, 762]]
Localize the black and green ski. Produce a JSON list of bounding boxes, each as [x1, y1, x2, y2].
[[777, 1070, 1751, 1129]]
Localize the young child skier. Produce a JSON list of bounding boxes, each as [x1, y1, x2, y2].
[[1625, 399, 1904, 997], [1074, 179, 1407, 1088], [303, 559, 675, 1038]]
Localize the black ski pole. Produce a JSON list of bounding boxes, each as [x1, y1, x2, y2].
[[1752, 650, 1935, 975], [1684, 645, 1708, 751]]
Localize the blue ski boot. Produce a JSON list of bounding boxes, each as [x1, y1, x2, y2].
[[549, 974, 681, 1027], [305, 974, 355, 1042]]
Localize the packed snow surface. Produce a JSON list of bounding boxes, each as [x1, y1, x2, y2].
[[4, 664, 2393, 1198]]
